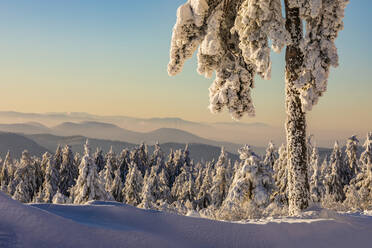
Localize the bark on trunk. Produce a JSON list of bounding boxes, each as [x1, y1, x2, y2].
[[284, 0, 310, 215]]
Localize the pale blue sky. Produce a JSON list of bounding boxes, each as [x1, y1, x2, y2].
[[0, 0, 370, 133]]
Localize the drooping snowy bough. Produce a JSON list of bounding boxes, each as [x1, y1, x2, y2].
[[168, 0, 348, 215]]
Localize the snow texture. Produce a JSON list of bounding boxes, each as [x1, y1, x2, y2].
[[1, 191, 372, 248]]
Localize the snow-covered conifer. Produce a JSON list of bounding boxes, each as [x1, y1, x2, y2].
[[94, 148, 106, 173], [309, 147, 324, 203], [273, 144, 288, 205], [0, 151, 13, 191], [54, 145, 63, 171], [110, 168, 123, 202], [105, 146, 118, 172], [52, 190, 70, 204], [130, 143, 148, 176], [360, 132, 372, 168], [220, 145, 274, 219], [59, 145, 78, 197], [70, 140, 112, 204], [101, 158, 114, 193], [122, 162, 143, 206], [324, 142, 347, 202], [263, 142, 278, 170], [209, 162, 227, 208], [117, 149, 130, 183], [171, 166, 194, 204], [345, 135, 360, 182], [196, 161, 213, 209], [12, 151, 38, 203], [40, 154, 60, 203]]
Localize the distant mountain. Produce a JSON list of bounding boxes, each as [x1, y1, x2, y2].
[[0, 122, 51, 134], [0, 111, 281, 146], [0, 132, 49, 158], [0, 120, 246, 155], [26, 133, 240, 163]]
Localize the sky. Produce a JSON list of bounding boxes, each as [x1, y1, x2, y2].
[[0, 0, 370, 135]]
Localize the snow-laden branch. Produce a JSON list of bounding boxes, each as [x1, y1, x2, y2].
[[289, 0, 349, 111]]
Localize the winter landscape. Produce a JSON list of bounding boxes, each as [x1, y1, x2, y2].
[[1, 0, 371, 247]]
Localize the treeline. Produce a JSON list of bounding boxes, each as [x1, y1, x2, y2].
[[0, 132, 371, 220]]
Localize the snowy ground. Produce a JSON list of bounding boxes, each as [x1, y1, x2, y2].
[[0, 192, 371, 248]]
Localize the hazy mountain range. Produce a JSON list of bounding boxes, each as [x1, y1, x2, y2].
[[0, 111, 359, 161], [0, 111, 283, 147], [0, 131, 241, 163]]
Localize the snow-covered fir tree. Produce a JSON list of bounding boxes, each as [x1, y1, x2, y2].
[[196, 161, 213, 209], [345, 135, 360, 182], [168, 0, 348, 215], [344, 133, 372, 210], [52, 190, 70, 204], [59, 145, 78, 197], [360, 132, 372, 168], [94, 148, 106, 173], [273, 144, 288, 205], [105, 146, 118, 172], [0, 151, 13, 192], [101, 157, 115, 193], [54, 145, 63, 171], [110, 168, 123, 202], [117, 148, 130, 183], [324, 142, 348, 202], [130, 143, 148, 176], [39, 154, 60, 203], [208, 147, 229, 208], [70, 140, 112, 204], [150, 142, 164, 168], [263, 142, 278, 170], [220, 145, 274, 220], [122, 162, 143, 206], [12, 151, 38, 203], [309, 146, 324, 203], [171, 165, 194, 205]]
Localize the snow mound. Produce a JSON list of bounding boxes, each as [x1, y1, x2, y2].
[[1, 192, 372, 248]]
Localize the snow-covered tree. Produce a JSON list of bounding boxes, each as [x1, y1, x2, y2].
[[39, 154, 60, 203], [273, 144, 288, 205], [122, 162, 143, 206], [105, 146, 118, 172], [344, 133, 372, 210], [94, 148, 106, 173], [59, 145, 78, 197], [263, 142, 278, 170], [12, 151, 38, 203], [324, 142, 347, 202], [171, 166, 194, 204], [360, 132, 372, 168], [54, 145, 63, 171], [150, 142, 165, 169], [52, 190, 70, 204], [220, 145, 274, 219], [309, 147, 324, 203], [110, 168, 123, 202], [101, 157, 115, 193], [209, 161, 227, 208], [345, 135, 360, 182], [130, 143, 148, 176], [117, 148, 129, 181], [168, 0, 348, 215], [196, 161, 213, 209], [0, 151, 13, 191], [70, 140, 112, 204]]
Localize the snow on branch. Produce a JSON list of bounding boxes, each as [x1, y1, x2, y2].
[[289, 0, 349, 111]]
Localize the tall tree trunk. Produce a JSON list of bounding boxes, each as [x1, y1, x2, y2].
[[284, 0, 310, 215]]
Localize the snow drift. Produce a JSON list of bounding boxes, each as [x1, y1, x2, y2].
[[0, 192, 371, 248]]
